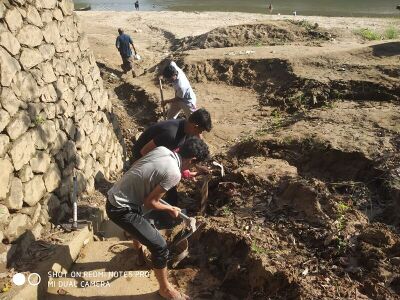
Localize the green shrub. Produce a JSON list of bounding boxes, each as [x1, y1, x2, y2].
[[384, 26, 399, 39], [357, 28, 381, 41]]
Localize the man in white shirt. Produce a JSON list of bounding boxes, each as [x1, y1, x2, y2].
[[107, 137, 209, 300], [162, 61, 197, 119]]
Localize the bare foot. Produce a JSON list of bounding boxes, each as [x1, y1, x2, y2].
[[159, 286, 189, 300]]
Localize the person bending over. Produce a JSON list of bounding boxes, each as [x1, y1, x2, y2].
[[162, 61, 197, 119], [106, 137, 209, 300]]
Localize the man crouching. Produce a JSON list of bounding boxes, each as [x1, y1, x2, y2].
[[106, 137, 209, 300]]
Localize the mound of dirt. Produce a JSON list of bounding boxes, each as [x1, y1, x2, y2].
[[175, 21, 334, 51]]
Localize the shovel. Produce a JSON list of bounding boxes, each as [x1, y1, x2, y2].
[[158, 78, 167, 120]]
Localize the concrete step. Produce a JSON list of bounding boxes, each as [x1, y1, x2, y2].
[[46, 241, 162, 299]]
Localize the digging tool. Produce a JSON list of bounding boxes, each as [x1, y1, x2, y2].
[[200, 174, 212, 215], [159, 199, 196, 232], [158, 78, 167, 120], [212, 161, 225, 177]]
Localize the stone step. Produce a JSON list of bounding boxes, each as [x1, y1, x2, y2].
[[46, 241, 161, 299]]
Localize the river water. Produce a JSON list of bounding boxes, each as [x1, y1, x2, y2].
[[76, 0, 400, 17]]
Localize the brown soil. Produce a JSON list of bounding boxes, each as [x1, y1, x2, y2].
[[63, 11, 400, 299]]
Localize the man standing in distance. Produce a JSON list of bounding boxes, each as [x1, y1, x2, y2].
[[107, 137, 209, 300], [162, 61, 197, 119], [116, 28, 138, 76]]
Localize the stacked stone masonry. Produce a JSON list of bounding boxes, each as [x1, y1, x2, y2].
[[0, 0, 124, 253]]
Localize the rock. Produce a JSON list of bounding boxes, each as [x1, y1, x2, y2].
[[51, 130, 68, 153], [0, 205, 9, 225], [38, 44, 55, 61], [36, 120, 57, 146], [26, 5, 43, 27], [44, 103, 56, 119], [12, 71, 40, 101], [23, 175, 46, 206], [43, 21, 60, 44], [55, 76, 68, 96], [55, 38, 69, 53], [40, 62, 56, 83], [40, 9, 53, 24], [53, 58, 67, 75], [80, 114, 94, 134], [0, 3, 5, 19], [5, 213, 30, 242], [6, 177, 23, 210], [17, 25, 43, 47], [31, 203, 41, 225], [18, 165, 34, 182], [9, 131, 36, 171], [0, 135, 10, 157], [6, 111, 31, 141], [43, 163, 61, 192], [42, 193, 60, 219], [20, 48, 44, 70], [0, 47, 21, 86], [64, 118, 76, 139], [0, 158, 13, 200], [40, 83, 57, 102], [53, 8, 63, 21], [74, 84, 86, 101], [78, 34, 90, 52], [31, 223, 43, 240], [83, 75, 94, 92], [0, 110, 11, 132], [59, 0, 74, 16], [30, 151, 51, 173], [0, 31, 20, 55], [5, 8, 23, 33], [36, 0, 57, 9], [1, 88, 20, 117]]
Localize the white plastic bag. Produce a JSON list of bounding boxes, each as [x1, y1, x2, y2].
[[134, 54, 141, 61]]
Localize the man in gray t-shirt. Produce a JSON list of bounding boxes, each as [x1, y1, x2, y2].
[[106, 137, 209, 300]]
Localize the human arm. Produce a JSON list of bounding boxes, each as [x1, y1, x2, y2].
[[143, 185, 181, 218], [129, 37, 137, 55], [140, 139, 157, 156], [116, 37, 120, 49], [162, 96, 180, 106]]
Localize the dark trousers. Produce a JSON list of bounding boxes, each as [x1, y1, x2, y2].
[[106, 200, 169, 269], [121, 55, 133, 72]]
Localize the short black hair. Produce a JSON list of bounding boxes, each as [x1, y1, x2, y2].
[[118, 28, 123, 34], [188, 108, 212, 132], [163, 64, 178, 79], [179, 137, 209, 163]]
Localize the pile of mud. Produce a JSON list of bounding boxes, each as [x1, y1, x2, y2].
[[175, 21, 334, 51]]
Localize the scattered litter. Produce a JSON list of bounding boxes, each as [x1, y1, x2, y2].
[[302, 267, 309, 276], [225, 50, 255, 56]]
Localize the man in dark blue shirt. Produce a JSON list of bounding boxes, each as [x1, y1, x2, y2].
[[116, 28, 137, 75]]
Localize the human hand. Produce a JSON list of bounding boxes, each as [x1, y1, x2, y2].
[[168, 206, 181, 218]]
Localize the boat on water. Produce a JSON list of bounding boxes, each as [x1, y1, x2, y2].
[[74, 2, 91, 11]]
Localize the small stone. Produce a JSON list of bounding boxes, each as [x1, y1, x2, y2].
[[23, 175, 46, 206], [1, 88, 20, 117], [0, 109, 11, 132], [38, 44, 55, 61], [9, 131, 36, 171], [0, 47, 21, 86], [41, 84, 57, 103], [31, 223, 43, 240], [40, 9, 53, 24], [53, 8, 63, 21], [40, 62, 56, 83], [20, 48, 44, 69], [43, 21, 60, 44], [0, 205, 10, 225], [43, 163, 61, 192], [0, 158, 13, 200], [26, 5, 43, 27], [0, 3, 6, 19], [36, 0, 57, 9], [17, 25, 43, 47], [0, 135, 10, 157], [5, 8, 23, 32], [6, 177, 23, 210], [5, 213, 30, 242], [6, 111, 31, 141], [59, 0, 74, 16], [19, 165, 34, 183], [30, 151, 51, 173], [12, 71, 40, 101], [0, 31, 20, 55]]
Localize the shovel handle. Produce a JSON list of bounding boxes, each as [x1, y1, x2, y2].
[[159, 79, 167, 120], [159, 199, 190, 222]]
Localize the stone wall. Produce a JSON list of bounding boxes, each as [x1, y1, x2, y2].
[[0, 0, 124, 253]]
